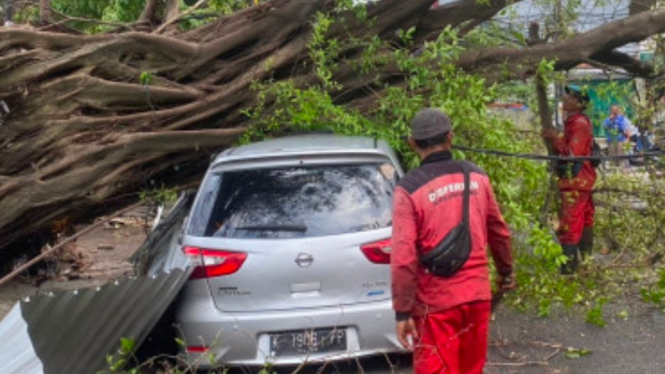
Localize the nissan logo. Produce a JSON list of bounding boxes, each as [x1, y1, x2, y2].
[[295, 253, 314, 268]]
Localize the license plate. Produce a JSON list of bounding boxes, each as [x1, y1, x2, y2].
[[269, 328, 347, 356]]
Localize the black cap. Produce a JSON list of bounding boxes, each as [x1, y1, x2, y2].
[[410, 108, 452, 140], [565, 85, 590, 106]]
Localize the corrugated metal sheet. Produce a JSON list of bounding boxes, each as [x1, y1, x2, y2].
[[0, 304, 44, 374], [0, 267, 192, 374], [131, 190, 194, 276]]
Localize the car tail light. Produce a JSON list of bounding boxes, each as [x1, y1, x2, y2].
[[186, 346, 209, 353], [183, 246, 247, 279], [360, 239, 392, 264]]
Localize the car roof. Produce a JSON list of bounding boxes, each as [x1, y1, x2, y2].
[[216, 134, 395, 161]]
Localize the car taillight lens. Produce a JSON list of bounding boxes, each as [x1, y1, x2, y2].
[[186, 346, 209, 353], [183, 246, 247, 279], [360, 239, 392, 264]]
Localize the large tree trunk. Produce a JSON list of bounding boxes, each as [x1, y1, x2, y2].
[[0, 0, 663, 255]]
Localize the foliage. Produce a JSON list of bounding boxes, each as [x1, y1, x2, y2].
[[52, 0, 117, 20], [140, 71, 154, 86], [12, 4, 40, 24], [178, 0, 259, 30], [100, 335, 261, 373], [99, 0, 147, 23], [9, 0, 257, 33], [208, 0, 258, 15], [641, 268, 665, 311], [9, 0, 146, 33], [240, 5, 665, 325], [139, 184, 179, 204], [585, 297, 607, 327], [53, 0, 145, 32], [99, 338, 137, 374], [565, 347, 593, 359]]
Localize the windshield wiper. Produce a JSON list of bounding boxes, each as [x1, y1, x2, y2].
[[235, 224, 308, 232]]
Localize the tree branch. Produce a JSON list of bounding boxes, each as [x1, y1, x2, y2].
[[348, 0, 437, 39], [455, 8, 665, 79], [48, 8, 137, 31], [173, 0, 324, 79], [420, 0, 524, 33], [589, 50, 655, 77], [39, 0, 52, 23], [629, 0, 657, 15], [139, 0, 160, 24], [155, 0, 210, 34], [161, 0, 181, 32]]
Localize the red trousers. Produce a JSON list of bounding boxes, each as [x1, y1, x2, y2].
[[412, 301, 491, 374], [558, 190, 594, 245]]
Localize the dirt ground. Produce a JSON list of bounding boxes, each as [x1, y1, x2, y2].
[[0, 217, 148, 320]]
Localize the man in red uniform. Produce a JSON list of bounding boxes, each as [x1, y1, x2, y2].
[[391, 108, 515, 374], [543, 85, 597, 274]]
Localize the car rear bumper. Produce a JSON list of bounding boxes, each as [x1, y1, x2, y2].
[[175, 297, 403, 367]]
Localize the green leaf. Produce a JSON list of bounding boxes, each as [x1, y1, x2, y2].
[[139, 71, 153, 86], [565, 351, 581, 359], [110, 358, 126, 372], [120, 337, 135, 354], [565, 348, 592, 359]]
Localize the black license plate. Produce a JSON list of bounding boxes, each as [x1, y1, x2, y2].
[[270, 328, 347, 356]]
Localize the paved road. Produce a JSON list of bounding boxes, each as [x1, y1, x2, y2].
[[230, 295, 665, 374], [484, 298, 665, 374]]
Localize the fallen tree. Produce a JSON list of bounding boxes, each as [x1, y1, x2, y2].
[[0, 0, 663, 255]]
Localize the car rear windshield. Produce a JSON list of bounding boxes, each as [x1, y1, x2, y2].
[[187, 163, 397, 239]]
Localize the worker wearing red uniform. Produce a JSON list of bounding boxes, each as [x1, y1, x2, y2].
[[391, 108, 515, 374], [543, 85, 597, 274]]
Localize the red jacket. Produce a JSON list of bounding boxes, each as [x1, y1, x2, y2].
[[391, 151, 513, 319], [552, 113, 597, 191]]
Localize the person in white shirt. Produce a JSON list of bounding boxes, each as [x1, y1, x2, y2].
[[625, 116, 643, 153]]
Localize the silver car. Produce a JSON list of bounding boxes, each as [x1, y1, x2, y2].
[[175, 134, 405, 368]]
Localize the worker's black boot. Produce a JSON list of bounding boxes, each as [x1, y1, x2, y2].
[[560, 244, 579, 275], [579, 227, 594, 262]]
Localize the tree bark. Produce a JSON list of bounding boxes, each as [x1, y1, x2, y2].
[[419, 0, 524, 41], [629, 0, 657, 15], [39, 0, 52, 23], [139, 0, 161, 24], [162, 0, 180, 32], [0, 0, 664, 254]]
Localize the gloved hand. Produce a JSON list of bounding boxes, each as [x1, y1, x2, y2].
[[541, 127, 559, 142]]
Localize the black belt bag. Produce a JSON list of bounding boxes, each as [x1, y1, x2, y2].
[[420, 162, 472, 278], [556, 139, 599, 178]]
